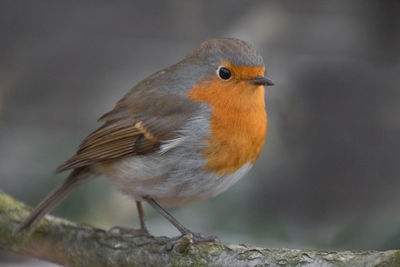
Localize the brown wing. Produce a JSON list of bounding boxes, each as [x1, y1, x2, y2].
[[58, 115, 158, 171], [57, 92, 199, 172]]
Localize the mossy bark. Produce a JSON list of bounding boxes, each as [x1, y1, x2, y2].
[[0, 191, 399, 267]]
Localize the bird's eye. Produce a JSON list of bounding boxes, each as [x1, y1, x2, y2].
[[217, 66, 232, 80]]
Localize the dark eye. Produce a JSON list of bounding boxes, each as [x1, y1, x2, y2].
[[217, 66, 232, 80]]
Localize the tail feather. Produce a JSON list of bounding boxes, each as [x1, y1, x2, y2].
[[14, 167, 97, 234]]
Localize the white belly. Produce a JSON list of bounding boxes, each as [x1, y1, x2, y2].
[[98, 153, 252, 206]]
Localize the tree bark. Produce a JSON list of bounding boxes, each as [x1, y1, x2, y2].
[[0, 191, 399, 267]]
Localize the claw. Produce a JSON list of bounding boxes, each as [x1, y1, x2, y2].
[[189, 232, 220, 243], [164, 232, 220, 251]]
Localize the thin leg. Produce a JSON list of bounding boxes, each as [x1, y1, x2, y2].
[[136, 201, 148, 232], [108, 201, 150, 236], [144, 197, 189, 235], [143, 196, 218, 242]]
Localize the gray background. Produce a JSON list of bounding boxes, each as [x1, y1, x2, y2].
[[1, 0, 400, 265]]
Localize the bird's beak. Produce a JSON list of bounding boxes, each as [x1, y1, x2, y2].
[[249, 75, 274, 86]]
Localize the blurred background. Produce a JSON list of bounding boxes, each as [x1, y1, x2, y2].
[[1, 0, 400, 266]]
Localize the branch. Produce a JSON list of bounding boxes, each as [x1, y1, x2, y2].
[[0, 191, 399, 267]]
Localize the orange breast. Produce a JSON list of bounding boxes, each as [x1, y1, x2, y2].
[[187, 64, 267, 176]]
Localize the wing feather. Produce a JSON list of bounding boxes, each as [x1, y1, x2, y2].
[[58, 114, 162, 172]]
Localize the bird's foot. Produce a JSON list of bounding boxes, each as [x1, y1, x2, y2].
[[189, 231, 219, 243], [165, 232, 220, 251], [107, 226, 150, 237]]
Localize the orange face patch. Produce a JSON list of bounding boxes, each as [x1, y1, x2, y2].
[[187, 61, 268, 176]]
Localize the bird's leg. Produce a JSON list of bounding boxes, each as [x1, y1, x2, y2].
[[108, 201, 150, 236], [136, 200, 148, 232], [143, 196, 219, 243]]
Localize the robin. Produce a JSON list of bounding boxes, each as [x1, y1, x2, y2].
[[15, 38, 274, 242]]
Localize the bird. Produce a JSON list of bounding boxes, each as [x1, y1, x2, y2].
[[15, 38, 274, 242]]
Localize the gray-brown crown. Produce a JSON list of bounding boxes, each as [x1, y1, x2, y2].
[[190, 38, 264, 67]]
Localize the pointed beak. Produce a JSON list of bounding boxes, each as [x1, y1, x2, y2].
[[249, 75, 274, 86]]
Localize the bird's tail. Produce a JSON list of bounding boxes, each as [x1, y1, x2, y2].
[[14, 167, 97, 234]]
